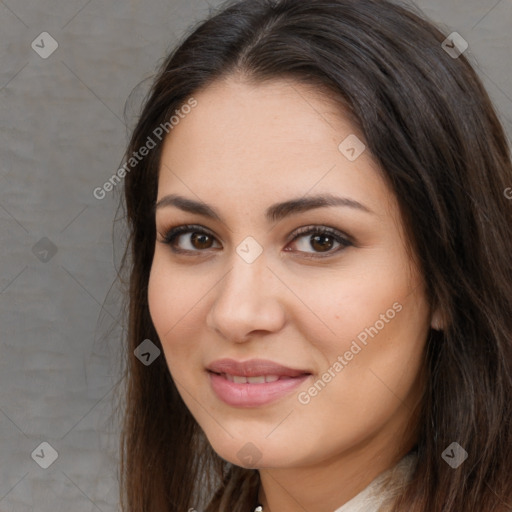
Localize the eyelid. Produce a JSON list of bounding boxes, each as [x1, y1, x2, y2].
[[159, 224, 221, 254], [158, 223, 353, 256], [285, 225, 353, 259], [159, 224, 215, 243], [286, 225, 354, 246]]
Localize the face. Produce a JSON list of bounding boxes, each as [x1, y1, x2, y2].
[[148, 76, 434, 469]]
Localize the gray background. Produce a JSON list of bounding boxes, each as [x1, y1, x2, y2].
[[0, 0, 510, 510]]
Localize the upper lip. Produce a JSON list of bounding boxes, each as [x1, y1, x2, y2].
[[207, 358, 311, 378]]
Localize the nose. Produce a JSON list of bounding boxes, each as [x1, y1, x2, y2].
[[206, 251, 287, 343]]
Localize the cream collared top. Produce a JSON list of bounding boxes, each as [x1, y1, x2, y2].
[[333, 451, 418, 512]]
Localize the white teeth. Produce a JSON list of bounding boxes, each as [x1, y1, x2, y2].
[[247, 376, 266, 384], [223, 374, 281, 384]]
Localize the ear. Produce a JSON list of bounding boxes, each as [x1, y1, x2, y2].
[[430, 307, 444, 331]]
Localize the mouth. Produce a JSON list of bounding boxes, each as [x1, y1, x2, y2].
[[206, 358, 312, 407], [211, 373, 297, 384], [207, 358, 311, 378]]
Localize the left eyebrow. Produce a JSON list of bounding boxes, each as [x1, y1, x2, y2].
[[264, 194, 374, 223], [154, 193, 375, 223]]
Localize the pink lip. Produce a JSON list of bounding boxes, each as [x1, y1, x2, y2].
[[207, 358, 310, 377], [207, 358, 312, 407]]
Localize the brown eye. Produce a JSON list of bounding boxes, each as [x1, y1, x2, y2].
[[160, 224, 352, 258], [310, 234, 335, 252], [161, 224, 221, 254], [190, 232, 214, 249], [287, 226, 352, 258]]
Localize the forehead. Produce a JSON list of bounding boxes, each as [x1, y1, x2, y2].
[[157, 76, 392, 219], [163, 76, 358, 162]]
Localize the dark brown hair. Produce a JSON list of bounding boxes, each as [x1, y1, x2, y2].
[[115, 0, 512, 510]]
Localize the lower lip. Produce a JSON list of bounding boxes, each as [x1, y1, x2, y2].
[[208, 372, 311, 407]]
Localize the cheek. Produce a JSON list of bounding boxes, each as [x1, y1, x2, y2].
[[147, 258, 205, 371], [148, 261, 175, 336], [295, 294, 428, 454], [316, 291, 428, 407], [298, 264, 428, 399], [293, 262, 416, 354]]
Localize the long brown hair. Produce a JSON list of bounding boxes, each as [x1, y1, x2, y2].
[[115, 0, 512, 510]]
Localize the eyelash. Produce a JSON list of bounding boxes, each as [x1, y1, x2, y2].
[[158, 223, 353, 259]]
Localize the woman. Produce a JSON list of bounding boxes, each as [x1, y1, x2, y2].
[[116, 0, 512, 510]]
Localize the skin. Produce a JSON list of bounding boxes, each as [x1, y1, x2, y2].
[[148, 75, 441, 512]]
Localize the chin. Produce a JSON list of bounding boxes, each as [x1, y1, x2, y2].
[[204, 433, 303, 469]]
